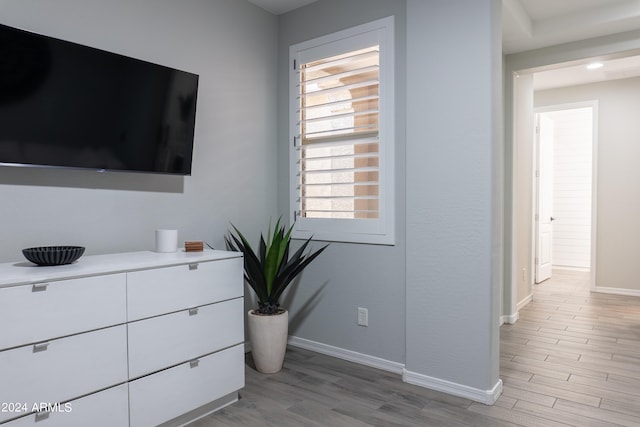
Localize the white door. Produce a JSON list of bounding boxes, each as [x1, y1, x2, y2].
[[535, 114, 554, 283], [546, 107, 593, 270]]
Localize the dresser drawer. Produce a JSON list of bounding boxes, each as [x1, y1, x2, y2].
[[0, 325, 128, 423], [3, 384, 129, 427], [128, 297, 244, 378], [0, 274, 126, 350], [129, 344, 245, 427], [127, 257, 243, 321]]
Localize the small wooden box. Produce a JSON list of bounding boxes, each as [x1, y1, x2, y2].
[[184, 241, 204, 252]]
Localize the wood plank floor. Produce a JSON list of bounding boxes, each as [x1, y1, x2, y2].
[[189, 270, 640, 426]]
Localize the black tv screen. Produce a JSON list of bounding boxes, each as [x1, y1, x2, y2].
[[0, 23, 198, 175]]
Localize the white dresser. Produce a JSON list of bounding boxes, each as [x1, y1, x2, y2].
[[0, 250, 244, 427]]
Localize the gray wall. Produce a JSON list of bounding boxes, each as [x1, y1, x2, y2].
[[405, 0, 502, 393], [277, 0, 407, 365], [279, 0, 502, 397], [0, 0, 278, 262], [3, 0, 505, 400], [536, 77, 640, 292]]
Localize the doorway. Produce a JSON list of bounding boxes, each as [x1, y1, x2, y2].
[[534, 104, 597, 284]]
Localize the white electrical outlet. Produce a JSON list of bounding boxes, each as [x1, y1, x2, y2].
[[357, 307, 368, 326]]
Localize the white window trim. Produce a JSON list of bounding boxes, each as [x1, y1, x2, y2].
[[289, 16, 395, 245]]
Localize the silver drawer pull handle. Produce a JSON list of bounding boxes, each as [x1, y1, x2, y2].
[[33, 342, 50, 353], [188, 308, 199, 316], [189, 359, 200, 369], [188, 263, 199, 271], [34, 411, 50, 422], [32, 283, 49, 292]]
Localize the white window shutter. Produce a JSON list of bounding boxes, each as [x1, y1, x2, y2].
[[289, 17, 395, 245]]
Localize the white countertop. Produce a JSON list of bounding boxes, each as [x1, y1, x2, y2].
[[0, 249, 242, 288]]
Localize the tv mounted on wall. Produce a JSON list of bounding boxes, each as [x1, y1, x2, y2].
[[0, 23, 198, 175]]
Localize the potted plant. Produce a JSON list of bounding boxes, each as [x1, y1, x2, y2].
[[225, 219, 328, 373]]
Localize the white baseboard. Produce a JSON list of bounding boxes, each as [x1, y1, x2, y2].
[[500, 312, 519, 325], [287, 335, 405, 374], [517, 293, 533, 311], [499, 293, 531, 326], [553, 266, 589, 272], [288, 336, 502, 405], [593, 286, 640, 297], [403, 369, 503, 405]]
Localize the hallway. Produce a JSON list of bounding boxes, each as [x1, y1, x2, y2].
[[495, 270, 640, 425]]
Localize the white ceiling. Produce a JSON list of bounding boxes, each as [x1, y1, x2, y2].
[[502, 0, 640, 54], [248, 0, 640, 89], [247, 0, 317, 15], [534, 54, 640, 91], [248, 0, 640, 53], [504, 0, 640, 90]]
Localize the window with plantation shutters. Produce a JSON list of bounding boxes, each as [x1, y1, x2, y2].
[[298, 46, 380, 220], [289, 17, 395, 245]]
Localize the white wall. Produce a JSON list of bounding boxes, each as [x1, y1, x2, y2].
[[512, 73, 534, 312], [0, 0, 278, 262], [536, 78, 640, 292]]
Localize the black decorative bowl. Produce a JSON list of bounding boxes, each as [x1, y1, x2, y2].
[[22, 246, 85, 266]]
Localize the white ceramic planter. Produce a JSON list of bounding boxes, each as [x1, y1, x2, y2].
[[247, 309, 288, 374]]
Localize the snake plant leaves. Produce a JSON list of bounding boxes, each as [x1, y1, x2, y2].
[[225, 220, 328, 315]]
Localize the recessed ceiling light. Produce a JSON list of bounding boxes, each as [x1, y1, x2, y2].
[[586, 62, 604, 70]]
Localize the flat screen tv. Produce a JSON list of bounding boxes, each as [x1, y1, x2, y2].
[[0, 23, 198, 175]]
